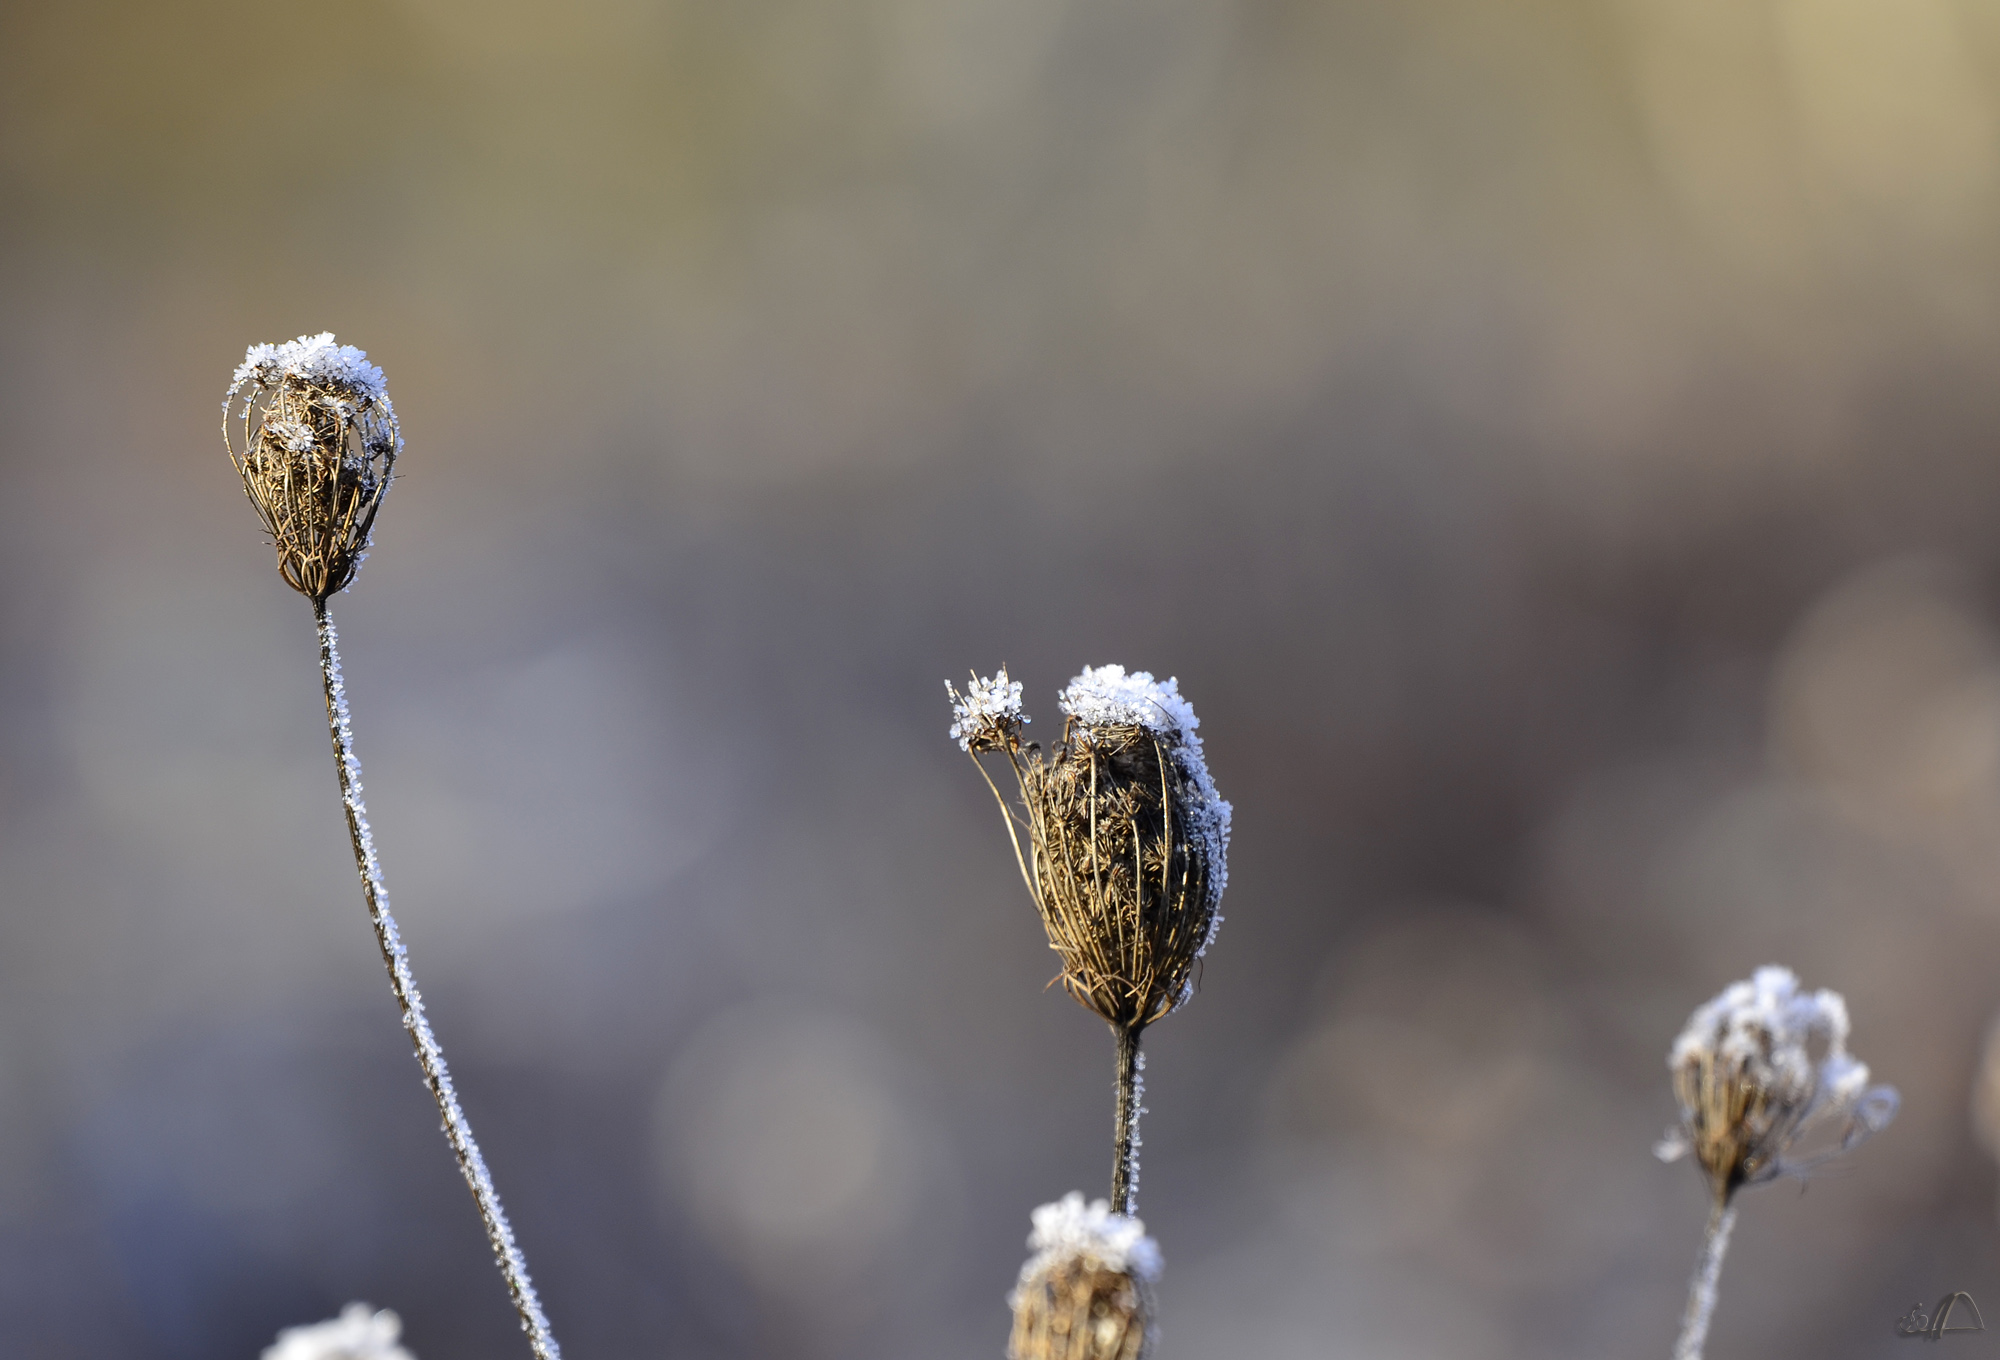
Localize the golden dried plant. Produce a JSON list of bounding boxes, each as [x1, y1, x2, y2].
[[1019, 720, 1218, 1030], [949, 665, 1229, 1034], [1008, 1195, 1159, 1360], [1656, 965, 1897, 1207], [222, 335, 560, 1360], [223, 332, 399, 601], [949, 665, 1229, 1213]]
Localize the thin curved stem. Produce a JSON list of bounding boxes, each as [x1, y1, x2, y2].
[[1672, 1199, 1737, 1360], [967, 746, 1039, 909], [1111, 1023, 1145, 1215], [315, 599, 561, 1360]]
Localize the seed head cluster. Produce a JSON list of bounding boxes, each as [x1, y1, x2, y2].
[[224, 332, 400, 600], [1008, 1193, 1160, 1360], [948, 665, 1231, 1030], [1656, 965, 1898, 1205]]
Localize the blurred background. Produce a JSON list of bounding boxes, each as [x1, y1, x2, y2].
[[4, 0, 2000, 1356]]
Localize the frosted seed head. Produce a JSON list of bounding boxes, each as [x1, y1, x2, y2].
[[262, 1303, 415, 1360], [947, 668, 1028, 752], [950, 663, 1233, 1029], [1661, 965, 1897, 1202], [224, 333, 400, 600], [1039, 666, 1229, 1027], [1008, 1193, 1159, 1360]]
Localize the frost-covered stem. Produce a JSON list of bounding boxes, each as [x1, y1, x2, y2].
[[1672, 1199, 1736, 1360], [314, 600, 561, 1360], [1111, 1024, 1145, 1215]]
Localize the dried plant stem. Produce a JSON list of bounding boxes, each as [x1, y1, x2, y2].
[[1672, 1199, 1736, 1360], [1111, 1024, 1144, 1215], [314, 600, 562, 1360]]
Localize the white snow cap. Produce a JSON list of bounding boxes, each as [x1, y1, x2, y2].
[[1667, 965, 1852, 1094], [1058, 663, 1200, 738], [1016, 1191, 1163, 1286], [1060, 664, 1232, 912], [946, 667, 1027, 751], [230, 332, 391, 404], [261, 1304, 414, 1360]]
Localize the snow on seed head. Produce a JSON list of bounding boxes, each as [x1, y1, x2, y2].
[[947, 668, 1028, 753], [1021, 1192, 1162, 1281], [229, 332, 391, 406], [261, 1303, 415, 1360]]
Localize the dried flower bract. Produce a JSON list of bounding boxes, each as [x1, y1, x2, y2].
[[224, 332, 400, 600], [1656, 964, 1898, 1205], [1008, 1193, 1160, 1360]]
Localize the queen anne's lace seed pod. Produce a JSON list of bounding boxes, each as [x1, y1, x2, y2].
[[1008, 1194, 1160, 1360], [1030, 666, 1230, 1028], [223, 336, 558, 1360], [1656, 965, 1899, 1204], [948, 665, 1231, 1030], [224, 333, 400, 600], [950, 665, 1230, 1213]]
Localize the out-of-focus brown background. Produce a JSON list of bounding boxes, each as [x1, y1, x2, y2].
[[4, 0, 2000, 1356]]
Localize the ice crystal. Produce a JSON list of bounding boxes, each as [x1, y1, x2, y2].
[[1122, 1049, 1146, 1208], [262, 1304, 414, 1360]]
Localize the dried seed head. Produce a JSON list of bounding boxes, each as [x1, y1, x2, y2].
[[1656, 965, 1898, 1204], [949, 665, 1231, 1029], [1038, 667, 1229, 1027], [1008, 1193, 1160, 1360], [223, 333, 400, 601]]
